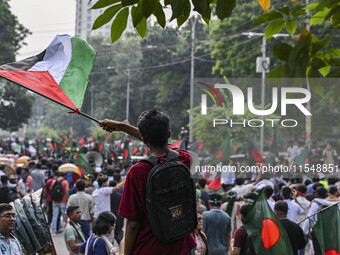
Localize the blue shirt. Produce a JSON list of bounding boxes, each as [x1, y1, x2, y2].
[[0, 234, 22, 255], [203, 208, 231, 255], [80, 235, 108, 255]]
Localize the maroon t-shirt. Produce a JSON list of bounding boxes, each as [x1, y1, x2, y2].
[[119, 144, 196, 255], [233, 226, 248, 255]]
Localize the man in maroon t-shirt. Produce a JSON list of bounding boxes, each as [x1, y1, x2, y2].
[[100, 109, 196, 255]]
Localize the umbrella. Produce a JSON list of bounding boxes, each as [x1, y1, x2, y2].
[[0, 157, 11, 165], [58, 163, 83, 176]]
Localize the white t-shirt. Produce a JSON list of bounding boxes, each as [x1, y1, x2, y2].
[[92, 187, 114, 218]]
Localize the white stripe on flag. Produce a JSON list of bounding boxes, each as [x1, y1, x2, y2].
[[29, 34, 72, 84]]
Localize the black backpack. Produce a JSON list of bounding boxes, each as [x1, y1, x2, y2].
[[142, 149, 197, 243], [51, 179, 64, 202]]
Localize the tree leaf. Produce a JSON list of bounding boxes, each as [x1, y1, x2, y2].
[[304, 3, 319, 10], [330, 6, 340, 26], [131, 2, 143, 27], [309, 81, 324, 97], [152, 2, 166, 28], [310, 9, 331, 26], [258, 0, 271, 12], [267, 64, 284, 78], [177, 0, 191, 27], [192, 0, 209, 15], [329, 57, 340, 66], [91, 0, 120, 9], [92, 4, 122, 30], [136, 17, 147, 38], [122, 0, 139, 6], [319, 65, 331, 77], [264, 19, 285, 39], [328, 48, 340, 57], [311, 37, 330, 57], [143, 0, 156, 18], [170, 0, 189, 20], [111, 7, 129, 43], [285, 20, 297, 35], [278, 6, 290, 15], [291, 5, 305, 15], [326, 67, 340, 78], [273, 42, 292, 61], [253, 10, 284, 27], [216, 0, 236, 20], [311, 57, 327, 69]]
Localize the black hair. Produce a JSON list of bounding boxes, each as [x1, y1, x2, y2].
[[281, 186, 291, 199], [113, 173, 121, 182], [244, 192, 257, 204], [264, 186, 274, 199], [28, 161, 36, 168], [97, 177, 108, 187], [274, 201, 288, 214], [328, 175, 338, 185], [137, 109, 170, 147], [297, 185, 307, 194], [209, 193, 222, 207], [316, 186, 328, 199], [240, 204, 252, 218], [92, 211, 116, 235], [1, 175, 8, 184], [235, 178, 245, 186], [313, 182, 323, 191], [0, 204, 13, 215], [311, 174, 320, 183], [67, 206, 80, 217], [329, 185, 338, 195], [76, 180, 85, 191], [304, 179, 312, 187], [198, 178, 206, 189]]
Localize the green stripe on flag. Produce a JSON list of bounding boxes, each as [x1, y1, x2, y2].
[[59, 36, 95, 109]]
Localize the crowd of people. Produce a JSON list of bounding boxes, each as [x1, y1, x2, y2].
[[0, 108, 339, 255]]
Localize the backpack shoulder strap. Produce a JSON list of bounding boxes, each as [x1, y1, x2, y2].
[[140, 149, 179, 166]]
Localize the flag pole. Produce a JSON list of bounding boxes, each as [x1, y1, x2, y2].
[[0, 75, 99, 123], [297, 202, 339, 226]]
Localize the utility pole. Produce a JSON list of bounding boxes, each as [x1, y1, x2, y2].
[[305, 0, 312, 148], [242, 32, 289, 154], [189, 16, 197, 144], [126, 62, 130, 124]]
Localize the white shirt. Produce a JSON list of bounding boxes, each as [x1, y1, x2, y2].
[[287, 145, 298, 161], [296, 196, 310, 224], [267, 199, 275, 211], [92, 187, 113, 218], [231, 184, 253, 199], [285, 199, 305, 223]]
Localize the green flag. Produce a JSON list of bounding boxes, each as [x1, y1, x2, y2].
[[207, 137, 234, 165], [294, 146, 309, 170], [312, 204, 340, 254], [248, 136, 263, 165], [190, 140, 204, 156], [74, 153, 93, 174], [243, 190, 294, 255]]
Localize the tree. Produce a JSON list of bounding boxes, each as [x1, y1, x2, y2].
[[0, 0, 32, 131]]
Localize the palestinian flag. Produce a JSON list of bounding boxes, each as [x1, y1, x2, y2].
[[243, 190, 294, 254], [312, 204, 340, 255], [0, 34, 95, 113], [248, 136, 264, 165], [207, 137, 234, 165]]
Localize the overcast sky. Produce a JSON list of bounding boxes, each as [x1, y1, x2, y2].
[[10, 0, 76, 60]]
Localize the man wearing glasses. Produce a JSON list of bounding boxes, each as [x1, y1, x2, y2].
[[0, 204, 22, 254]]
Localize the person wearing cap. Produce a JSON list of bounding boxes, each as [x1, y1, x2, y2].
[[83, 174, 96, 195], [202, 193, 231, 255]]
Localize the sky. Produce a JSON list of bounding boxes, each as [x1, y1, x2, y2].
[[10, 0, 76, 60]]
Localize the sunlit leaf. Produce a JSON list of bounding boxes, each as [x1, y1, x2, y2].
[[111, 7, 129, 43], [92, 4, 122, 30], [253, 10, 283, 27], [264, 19, 285, 39], [285, 20, 297, 35]]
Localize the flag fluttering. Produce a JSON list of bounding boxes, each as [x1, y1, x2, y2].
[[0, 34, 96, 121]]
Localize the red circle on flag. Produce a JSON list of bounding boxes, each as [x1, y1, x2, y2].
[[325, 250, 340, 255], [252, 150, 263, 162], [216, 151, 223, 159], [262, 218, 280, 249]]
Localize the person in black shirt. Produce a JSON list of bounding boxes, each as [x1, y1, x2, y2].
[[274, 201, 306, 255]]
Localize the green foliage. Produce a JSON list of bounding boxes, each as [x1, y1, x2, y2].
[[89, 0, 237, 42], [92, 126, 123, 141], [0, 1, 32, 132]]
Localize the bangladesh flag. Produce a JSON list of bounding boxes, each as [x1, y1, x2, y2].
[[74, 153, 93, 174], [190, 140, 204, 155], [248, 136, 264, 165], [294, 146, 309, 170], [232, 140, 242, 153], [0, 34, 95, 112], [243, 190, 294, 254], [207, 137, 234, 165], [312, 204, 340, 255], [123, 139, 131, 164]]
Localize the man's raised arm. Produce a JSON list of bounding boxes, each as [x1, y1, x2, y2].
[[99, 119, 143, 142]]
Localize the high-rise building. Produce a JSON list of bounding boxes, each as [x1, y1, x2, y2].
[[75, 0, 134, 39]]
